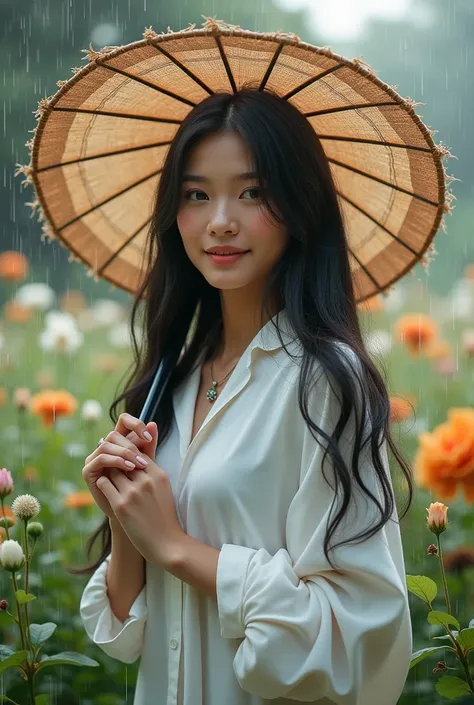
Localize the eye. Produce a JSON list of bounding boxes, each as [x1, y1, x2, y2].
[[241, 187, 262, 200], [184, 189, 209, 201]]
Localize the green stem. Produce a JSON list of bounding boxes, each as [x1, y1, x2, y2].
[[10, 572, 26, 652], [436, 535, 452, 616], [444, 624, 474, 694], [22, 521, 34, 655]]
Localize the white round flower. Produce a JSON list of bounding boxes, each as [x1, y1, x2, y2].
[[0, 540, 25, 571], [81, 399, 103, 422], [39, 314, 84, 354], [108, 322, 133, 348], [15, 283, 56, 311], [11, 494, 41, 521], [364, 329, 392, 357], [91, 299, 126, 327], [44, 310, 78, 331]]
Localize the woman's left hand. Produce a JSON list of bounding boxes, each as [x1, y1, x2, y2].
[[96, 421, 185, 568]]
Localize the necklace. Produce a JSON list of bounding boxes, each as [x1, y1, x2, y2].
[[206, 359, 238, 403]]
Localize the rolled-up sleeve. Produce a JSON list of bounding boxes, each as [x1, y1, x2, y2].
[[80, 555, 147, 664], [216, 351, 412, 703]]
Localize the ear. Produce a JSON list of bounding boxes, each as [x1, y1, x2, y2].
[[143, 421, 158, 460]]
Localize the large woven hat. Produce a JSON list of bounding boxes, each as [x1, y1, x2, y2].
[[19, 17, 453, 302]]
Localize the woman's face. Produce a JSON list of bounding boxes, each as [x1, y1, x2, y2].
[[177, 130, 288, 293]]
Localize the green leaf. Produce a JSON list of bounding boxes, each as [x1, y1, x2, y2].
[[428, 611, 461, 630], [435, 676, 471, 699], [457, 627, 474, 651], [38, 651, 99, 669], [0, 650, 29, 675], [406, 575, 438, 605], [410, 646, 450, 669], [0, 611, 15, 627], [29, 623, 57, 647], [14, 590, 36, 605], [35, 695, 49, 705], [433, 632, 459, 641], [0, 645, 15, 660]]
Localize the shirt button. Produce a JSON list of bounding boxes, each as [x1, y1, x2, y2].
[[170, 638, 178, 650]]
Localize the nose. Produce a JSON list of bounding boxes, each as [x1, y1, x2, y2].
[[206, 199, 239, 236]]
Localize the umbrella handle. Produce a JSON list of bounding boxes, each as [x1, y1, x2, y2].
[[138, 306, 197, 425]]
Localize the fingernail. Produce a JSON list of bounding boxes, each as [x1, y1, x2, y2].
[[136, 456, 148, 466], [143, 431, 153, 441], [124, 460, 135, 468]]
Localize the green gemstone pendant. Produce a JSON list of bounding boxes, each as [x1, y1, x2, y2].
[[206, 381, 218, 403]]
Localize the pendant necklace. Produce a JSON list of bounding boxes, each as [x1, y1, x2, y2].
[[206, 360, 238, 403]]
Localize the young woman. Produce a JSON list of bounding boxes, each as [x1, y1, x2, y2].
[[78, 88, 414, 705]]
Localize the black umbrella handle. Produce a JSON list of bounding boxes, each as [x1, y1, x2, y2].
[[138, 307, 196, 425]]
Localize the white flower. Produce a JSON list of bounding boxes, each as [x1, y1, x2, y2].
[[11, 494, 41, 521], [81, 399, 103, 422], [39, 310, 84, 354], [0, 540, 25, 571], [364, 329, 392, 357], [90, 299, 126, 327], [108, 322, 133, 348], [15, 283, 56, 311], [383, 285, 406, 314]]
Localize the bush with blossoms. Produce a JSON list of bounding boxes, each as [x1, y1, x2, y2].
[[0, 469, 99, 705]]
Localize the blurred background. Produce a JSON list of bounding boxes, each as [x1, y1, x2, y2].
[[1, 1, 473, 704]]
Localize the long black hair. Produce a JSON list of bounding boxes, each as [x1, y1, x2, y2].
[[71, 87, 413, 575]]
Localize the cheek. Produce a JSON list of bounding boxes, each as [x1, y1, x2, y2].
[[247, 208, 287, 250]]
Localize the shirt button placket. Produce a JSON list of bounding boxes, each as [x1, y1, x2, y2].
[[167, 576, 183, 705]]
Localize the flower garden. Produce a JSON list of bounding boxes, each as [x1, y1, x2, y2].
[[0, 249, 473, 704]]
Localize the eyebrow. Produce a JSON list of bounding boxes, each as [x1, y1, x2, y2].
[[182, 171, 259, 182]]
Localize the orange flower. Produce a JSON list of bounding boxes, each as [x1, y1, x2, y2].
[[0, 388, 8, 408], [0, 251, 29, 282], [358, 294, 384, 313], [0, 505, 16, 526], [426, 501, 448, 535], [60, 290, 87, 316], [389, 394, 416, 423], [393, 314, 439, 355], [65, 490, 95, 509], [414, 408, 474, 503], [30, 389, 78, 426], [424, 338, 453, 360], [3, 300, 32, 323], [24, 466, 38, 481]]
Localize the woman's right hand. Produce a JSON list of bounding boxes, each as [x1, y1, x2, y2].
[[82, 418, 157, 519]]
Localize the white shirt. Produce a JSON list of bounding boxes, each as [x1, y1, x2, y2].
[[80, 308, 412, 705]]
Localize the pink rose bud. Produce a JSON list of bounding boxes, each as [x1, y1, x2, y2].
[[433, 661, 447, 673], [427, 544, 438, 555], [426, 502, 448, 536], [0, 599, 8, 611], [0, 468, 13, 499]]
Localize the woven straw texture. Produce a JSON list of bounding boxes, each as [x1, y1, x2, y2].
[[22, 19, 452, 301]]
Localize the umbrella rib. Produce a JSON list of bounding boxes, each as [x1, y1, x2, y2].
[[348, 248, 384, 294], [96, 216, 153, 275], [152, 43, 214, 95], [100, 63, 197, 107], [36, 141, 173, 173], [305, 101, 396, 117], [282, 63, 344, 100], [53, 106, 182, 124], [57, 168, 162, 232], [328, 157, 439, 207], [337, 190, 419, 256], [215, 36, 237, 93], [259, 43, 284, 90], [319, 133, 432, 152]]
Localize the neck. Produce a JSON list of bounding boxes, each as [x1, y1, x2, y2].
[[211, 288, 281, 366]]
